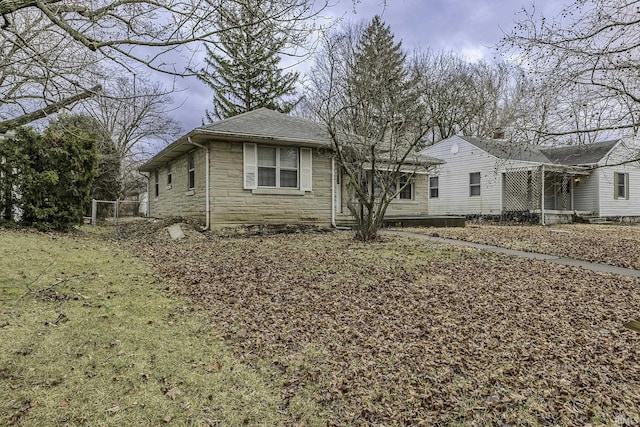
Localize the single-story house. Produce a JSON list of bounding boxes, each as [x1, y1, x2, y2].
[[139, 108, 440, 229], [421, 135, 640, 223]]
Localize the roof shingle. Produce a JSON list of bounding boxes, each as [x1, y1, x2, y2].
[[198, 108, 331, 144], [459, 136, 620, 165]]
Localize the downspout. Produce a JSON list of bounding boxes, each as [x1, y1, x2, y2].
[[188, 136, 210, 231], [142, 172, 150, 218], [541, 165, 545, 225], [331, 156, 336, 227]]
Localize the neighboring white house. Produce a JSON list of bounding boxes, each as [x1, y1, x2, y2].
[[421, 135, 640, 224]]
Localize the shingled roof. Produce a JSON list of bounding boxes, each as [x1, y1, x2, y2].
[[460, 136, 620, 166], [140, 108, 443, 172], [140, 108, 331, 172], [198, 108, 331, 144], [540, 140, 619, 165], [459, 136, 550, 163]]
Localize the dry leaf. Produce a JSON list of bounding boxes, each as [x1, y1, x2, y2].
[[120, 224, 640, 426], [165, 387, 181, 400]]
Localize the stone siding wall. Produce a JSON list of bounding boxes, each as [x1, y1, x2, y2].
[[209, 142, 333, 228], [148, 148, 207, 223], [148, 141, 334, 227]]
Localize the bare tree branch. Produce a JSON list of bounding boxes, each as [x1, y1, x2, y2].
[[0, 84, 100, 132]]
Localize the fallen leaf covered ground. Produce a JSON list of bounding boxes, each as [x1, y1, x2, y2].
[[404, 223, 640, 270], [122, 223, 640, 426]]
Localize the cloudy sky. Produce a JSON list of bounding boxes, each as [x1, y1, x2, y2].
[[170, 0, 565, 133]]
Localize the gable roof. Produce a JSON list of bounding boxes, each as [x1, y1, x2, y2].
[[458, 136, 550, 163], [140, 108, 331, 172], [458, 135, 621, 166], [540, 140, 619, 165]]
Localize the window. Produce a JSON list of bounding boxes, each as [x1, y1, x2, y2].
[[154, 170, 159, 197], [167, 163, 172, 186], [188, 152, 195, 190], [257, 146, 298, 188], [469, 172, 481, 197], [398, 174, 413, 200], [429, 176, 439, 198], [614, 172, 629, 200], [371, 172, 414, 200]]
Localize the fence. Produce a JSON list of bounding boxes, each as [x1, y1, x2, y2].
[[90, 199, 144, 225]]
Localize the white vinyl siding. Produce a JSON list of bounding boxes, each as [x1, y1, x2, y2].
[[421, 136, 540, 215], [572, 174, 599, 213], [595, 142, 639, 217]]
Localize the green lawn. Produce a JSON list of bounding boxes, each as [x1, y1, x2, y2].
[[0, 228, 314, 426]]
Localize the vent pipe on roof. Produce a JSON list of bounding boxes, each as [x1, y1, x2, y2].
[[188, 136, 210, 231]]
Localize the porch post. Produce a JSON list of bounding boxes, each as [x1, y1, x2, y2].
[[499, 171, 503, 218], [540, 165, 545, 225], [570, 174, 574, 212], [91, 199, 97, 226]]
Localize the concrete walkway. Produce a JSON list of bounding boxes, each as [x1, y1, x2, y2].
[[384, 230, 640, 279]]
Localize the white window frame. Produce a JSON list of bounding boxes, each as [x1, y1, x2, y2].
[[469, 172, 481, 197], [372, 172, 414, 201], [397, 174, 414, 200], [167, 163, 172, 187], [614, 172, 629, 200], [154, 170, 159, 197], [257, 146, 299, 189], [429, 176, 439, 199]]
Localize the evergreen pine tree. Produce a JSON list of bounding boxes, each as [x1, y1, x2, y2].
[[197, 0, 300, 121], [346, 15, 419, 138]]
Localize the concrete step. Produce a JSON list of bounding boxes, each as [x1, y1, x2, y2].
[[586, 217, 613, 224]]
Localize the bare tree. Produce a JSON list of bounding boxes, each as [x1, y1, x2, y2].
[[412, 50, 542, 145], [0, 0, 330, 131], [413, 50, 479, 143], [502, 0, 640, 138], [0, 9, 101, 131], [309, 17, 433, 241], [81, 74, 182, 196]]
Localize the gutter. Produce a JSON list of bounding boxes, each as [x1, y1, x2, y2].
[[144, 173, 150, 217], [188, 136, 210, 231]]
